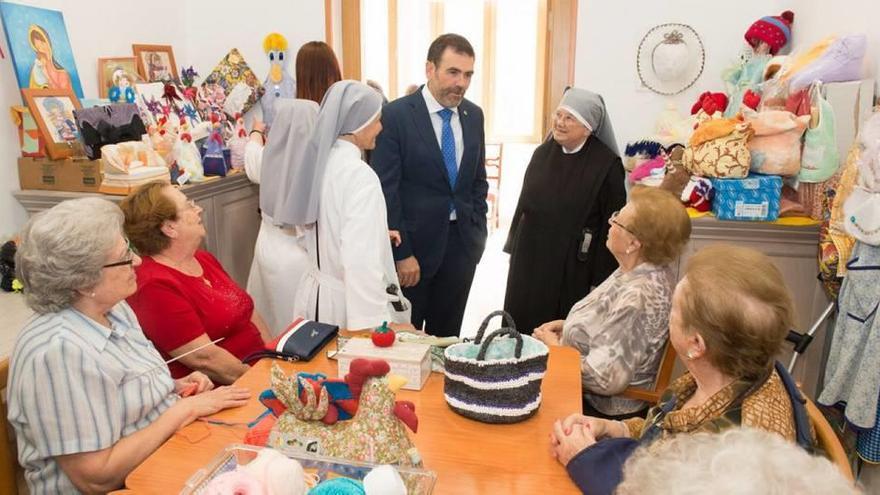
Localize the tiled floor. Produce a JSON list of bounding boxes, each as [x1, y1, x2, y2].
[[460, 142, 536, 339]]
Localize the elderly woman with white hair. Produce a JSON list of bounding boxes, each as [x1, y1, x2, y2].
[[7, 198, 250, 494], [617, 428, 860, 495], [283, 80, 411, 330], [504, 88, 626, 335]]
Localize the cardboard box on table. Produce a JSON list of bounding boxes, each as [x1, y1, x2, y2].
[[336, 338, 432, 391], [17, 156, 102, 193], [712, 174, 782, 222]]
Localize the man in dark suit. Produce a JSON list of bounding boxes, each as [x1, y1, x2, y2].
[[371, 33, 488, 337]]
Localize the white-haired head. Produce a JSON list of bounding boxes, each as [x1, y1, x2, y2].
[[616, 428, 861, 495]]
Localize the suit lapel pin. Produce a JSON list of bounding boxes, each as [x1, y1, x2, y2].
[[463, 109, 468, 116]]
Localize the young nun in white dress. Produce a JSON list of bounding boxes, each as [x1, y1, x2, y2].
[[244, 99, 319, 335], [274, 81, 410, 330]]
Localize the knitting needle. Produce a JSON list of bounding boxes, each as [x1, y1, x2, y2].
[[125, 337, 225, 383]]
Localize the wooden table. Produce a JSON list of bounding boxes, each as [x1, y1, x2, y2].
[[125, 340, 583, 494]]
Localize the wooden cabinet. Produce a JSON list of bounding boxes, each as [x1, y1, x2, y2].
[[13, 174, 261, 287], [669, 216, 832, 398]]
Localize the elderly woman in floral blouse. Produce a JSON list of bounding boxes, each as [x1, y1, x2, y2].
[[551, 245, 816, 495], [534, 187, 691, 420]]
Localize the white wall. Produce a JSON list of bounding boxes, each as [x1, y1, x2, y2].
[[572, 0, 880, 152], [181, 1, 326, 95], [0, 0, 327, 239]]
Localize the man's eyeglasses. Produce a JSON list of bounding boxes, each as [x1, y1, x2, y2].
[[609, 210, 638, 238], [103, 239, 137, 269]]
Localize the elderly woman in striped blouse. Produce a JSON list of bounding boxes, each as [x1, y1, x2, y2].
[[7, 198, 250, 495]]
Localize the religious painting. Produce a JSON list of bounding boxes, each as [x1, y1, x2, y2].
[[22, 87, 83, 159], [0, 2, 84, 98], [132, 44, 178, 83]]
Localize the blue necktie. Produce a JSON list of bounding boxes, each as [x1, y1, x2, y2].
[[438, 108, 457, 189]]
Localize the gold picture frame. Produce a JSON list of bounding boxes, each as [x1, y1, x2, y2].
[[21, 87, 83, 160], [97, 56, 142, 98], [132, 44, 178, 83]]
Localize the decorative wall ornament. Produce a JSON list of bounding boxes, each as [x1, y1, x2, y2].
[[637, 23, 705, 96]]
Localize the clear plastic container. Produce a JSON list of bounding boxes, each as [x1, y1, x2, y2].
[[181, 444, 437, 494]]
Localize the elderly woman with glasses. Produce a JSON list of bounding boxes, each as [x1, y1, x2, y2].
[[534, 187, 691, 420], [8, 198, 249, 494], [121, 182, 270, 385]]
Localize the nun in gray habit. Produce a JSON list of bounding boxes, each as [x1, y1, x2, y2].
[[504, 88, 626, 334], [246, 99, 319, 336], [285, 80, 410, 330]]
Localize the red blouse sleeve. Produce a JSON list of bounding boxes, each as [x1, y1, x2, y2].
[[129, 279, 208, 354]]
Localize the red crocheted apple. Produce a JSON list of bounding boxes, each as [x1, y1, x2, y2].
[[371, 322, 395, 347]]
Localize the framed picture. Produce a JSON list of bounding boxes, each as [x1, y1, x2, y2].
[[97, 57, 142, 98], [0, 2, 84, 97], [132, 44, 178, 83], [22, 87, 83, 160]]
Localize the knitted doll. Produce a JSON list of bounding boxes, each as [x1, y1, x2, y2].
[[723, 11, 794, 117]]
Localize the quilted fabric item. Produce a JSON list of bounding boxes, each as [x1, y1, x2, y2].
[[683, 122, 753, 179], [200, 49, 265, 118], [746, 110, 809, 176], [267, 364, 419, 466]]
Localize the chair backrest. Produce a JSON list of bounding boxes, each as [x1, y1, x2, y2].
[[621, 340, 678, 404], [804, 397, 854, 482], [0, 357, 19, 495]]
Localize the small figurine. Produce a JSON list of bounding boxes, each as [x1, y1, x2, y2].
[[260, 32, 296, 127]]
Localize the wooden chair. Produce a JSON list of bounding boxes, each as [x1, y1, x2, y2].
[[804, 397, 855, 482], [0, 358, 20, 495], [485, 143, 503, 230], [620, 341, 677, 404]]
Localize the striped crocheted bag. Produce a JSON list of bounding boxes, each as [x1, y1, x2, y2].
[[443, 310, 549, 424]]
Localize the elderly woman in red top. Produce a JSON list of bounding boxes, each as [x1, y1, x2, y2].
[[121, 182, 269, 384]]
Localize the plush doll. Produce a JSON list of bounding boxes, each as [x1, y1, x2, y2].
[[260, 33, 296, 127], [227, 114, 248, 169], [681, 177, 715, 212], [172, 127, 204, 182], [690, 91, 729, 119], [1, 240, 19, 293], [721, 11, 794, 117]]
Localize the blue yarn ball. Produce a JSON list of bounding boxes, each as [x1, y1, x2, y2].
[[308, 477, 365, 495]]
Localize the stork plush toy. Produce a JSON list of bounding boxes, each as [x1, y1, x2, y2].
[[260, 32, 296, 127]]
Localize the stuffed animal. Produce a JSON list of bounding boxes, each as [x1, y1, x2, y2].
[[261, 33, 296, 127], [266, 359, 420, 466]]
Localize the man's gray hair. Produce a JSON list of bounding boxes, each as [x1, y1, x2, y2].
[[16, 198, 124, 314], [616, 428, 861, 495]]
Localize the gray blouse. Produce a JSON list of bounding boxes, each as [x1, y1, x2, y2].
[[561, 263, 674, 416]]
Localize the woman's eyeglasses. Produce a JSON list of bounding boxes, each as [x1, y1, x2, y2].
[[103, 239, 137, 269], [609, 210, 638, 238]]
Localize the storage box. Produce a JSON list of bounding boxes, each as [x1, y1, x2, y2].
[[182, 444, 436, 495], [17, 156, 102, 193], [10, 105, 45, 157], [336, 338, 431, 391], [712, 174, 782, 221]]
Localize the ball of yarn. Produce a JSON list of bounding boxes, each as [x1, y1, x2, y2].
[[204, 469, 265, 495], [308, 477, 365, 495], [362, 465, 406, 495], [264, 455, 308, 495], [242, 448, 308, 495]]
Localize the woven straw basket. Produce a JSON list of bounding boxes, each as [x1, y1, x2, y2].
[[443, 310, 550, 424]]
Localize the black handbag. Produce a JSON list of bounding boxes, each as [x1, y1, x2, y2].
[[242, 317, 338, 364], [73, 103, 147, 160]]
